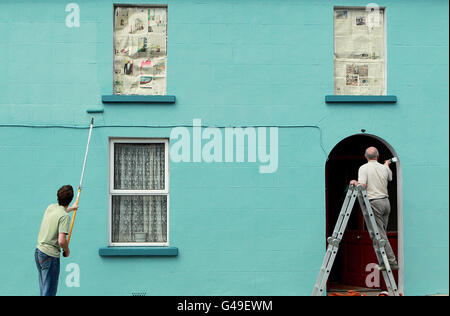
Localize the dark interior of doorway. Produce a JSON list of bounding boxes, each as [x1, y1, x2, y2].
[[325, 134, 398, 288]]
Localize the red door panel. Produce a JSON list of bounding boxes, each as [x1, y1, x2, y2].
[[341, 213, 398, 288]]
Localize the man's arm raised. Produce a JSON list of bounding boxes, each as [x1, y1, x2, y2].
[[58, 233, 70, 257], [65, 203, 78, 213]]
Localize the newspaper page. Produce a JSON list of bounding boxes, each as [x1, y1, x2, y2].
[[114, 6, 168, 95], [334, 8, 385, 95]]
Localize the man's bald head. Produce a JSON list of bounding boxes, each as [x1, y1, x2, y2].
[[365, 147, 379, 160]]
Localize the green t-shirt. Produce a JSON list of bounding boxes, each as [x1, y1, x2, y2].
[[37, 204, 70, 257]]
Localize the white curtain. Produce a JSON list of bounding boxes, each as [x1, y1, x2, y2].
[[112, 143, 167, 243], [114, 143, 165, 190]]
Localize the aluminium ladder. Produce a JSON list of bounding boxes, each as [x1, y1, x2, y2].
[[312, 185, 400, 296]]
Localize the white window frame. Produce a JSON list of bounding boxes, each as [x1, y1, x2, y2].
[[108, 138, 170, 247], [333, 6, 388, 95]]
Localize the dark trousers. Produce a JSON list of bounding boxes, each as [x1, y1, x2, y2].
[[35, 248, 60, 296]]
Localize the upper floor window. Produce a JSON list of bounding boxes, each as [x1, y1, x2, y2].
[[113, 5, 168, 95], [334, 6, 386, 95]]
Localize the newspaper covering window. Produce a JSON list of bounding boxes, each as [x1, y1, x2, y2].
[[113, 6, 167, 95], [334, 8, 386, 95]]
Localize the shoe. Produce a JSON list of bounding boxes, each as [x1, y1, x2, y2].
[[378, 262, 399, 271]]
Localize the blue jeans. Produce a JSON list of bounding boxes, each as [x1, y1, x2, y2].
[[35, 248, 60, 296]]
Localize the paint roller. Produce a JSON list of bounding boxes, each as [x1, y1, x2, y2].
[[66, 117, 94, 248]]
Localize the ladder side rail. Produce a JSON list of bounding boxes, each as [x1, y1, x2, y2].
[[312, 244, 338, 296], [312, 187, 355, 296], [357, 187, 399, 296], [333, 188, 359, 249], [312, 187, 359, 296], [358, 193, 396, 295], [330, 186, 355, 239], [317, 189, 359, 295]]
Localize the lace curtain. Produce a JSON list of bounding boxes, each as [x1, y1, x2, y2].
[[114, 143, 165, 190], [112, 143, 167, 243]]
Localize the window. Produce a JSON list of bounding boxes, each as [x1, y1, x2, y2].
[[113, 5, 168, 95], [109, 139, 169, 246], [334, 7, 386, 95]]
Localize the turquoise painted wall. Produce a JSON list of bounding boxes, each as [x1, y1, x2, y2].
[[0, 0, 448, 295]]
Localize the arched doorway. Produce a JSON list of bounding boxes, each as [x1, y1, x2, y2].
[[325, 133, 403, 293]]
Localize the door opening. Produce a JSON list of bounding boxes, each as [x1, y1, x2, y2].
[[325, 134, 403, 294]]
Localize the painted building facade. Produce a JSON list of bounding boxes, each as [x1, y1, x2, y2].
[[0, 0, 448, 295]]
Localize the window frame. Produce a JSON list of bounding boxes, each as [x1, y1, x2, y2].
[[108, 137, 170, 247], [333, 6, 388, 96]]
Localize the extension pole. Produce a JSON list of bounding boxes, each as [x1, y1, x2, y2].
[[67, 117, 94, 245]]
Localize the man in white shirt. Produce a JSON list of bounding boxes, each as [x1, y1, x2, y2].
[[350, 147, 399, 271]]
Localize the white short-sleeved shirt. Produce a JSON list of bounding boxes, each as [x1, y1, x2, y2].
[[358, 160, 393, 200]]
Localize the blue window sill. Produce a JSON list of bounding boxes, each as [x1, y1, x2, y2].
[[99, 247, 178, 257], [325, 95, 397, 103], [86, 108, 104, 113], [102, 95, 176, 104]]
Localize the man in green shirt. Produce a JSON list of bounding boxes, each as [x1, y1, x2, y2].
[[35, 185, 78, 296]]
